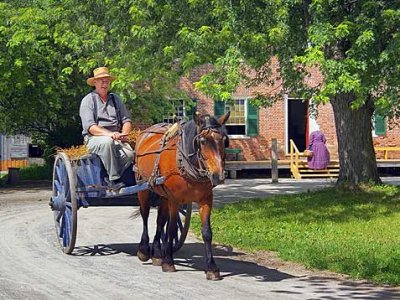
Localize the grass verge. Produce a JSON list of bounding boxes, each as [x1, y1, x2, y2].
[[0, 164, 52, 186], [19, 164, 52, 180], [0, 173, 6, 187], [191, 184, 400, 285]]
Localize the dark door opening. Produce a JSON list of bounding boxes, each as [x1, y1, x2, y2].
[[288, 99, 308, 152]]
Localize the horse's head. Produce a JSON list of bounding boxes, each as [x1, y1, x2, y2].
[[193, 111, 230, 186]]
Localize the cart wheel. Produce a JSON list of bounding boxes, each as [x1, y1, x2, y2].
[[50, 152, 77, 254], [172, 203, 192, 252]]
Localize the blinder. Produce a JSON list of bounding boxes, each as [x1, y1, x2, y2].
[[201, 116, 229, 148]]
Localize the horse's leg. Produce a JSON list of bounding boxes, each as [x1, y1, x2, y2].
[[151, 197, 168, 266], [199, 197, 221, 280], [161, 201, 178, 272], [137, 190, 151, 262]]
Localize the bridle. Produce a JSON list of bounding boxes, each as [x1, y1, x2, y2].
[[189, 124, 226, 182]]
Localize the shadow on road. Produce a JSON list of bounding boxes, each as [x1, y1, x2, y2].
[[73, 242, 295, 283], [73, 243, 136, 256], [296, 276, 400, 300], [176, 242, 295, 282], [72, 241, 400, 299]]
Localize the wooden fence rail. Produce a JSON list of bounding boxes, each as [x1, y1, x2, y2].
[[0, 160, 28, 172], [374, 146, 400, 160]]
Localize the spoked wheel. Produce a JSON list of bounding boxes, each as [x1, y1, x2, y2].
[[172, 203, 192, 252], [50, 152, 77, 254]]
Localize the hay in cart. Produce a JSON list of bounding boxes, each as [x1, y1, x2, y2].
[[57, 128, 141, 159]]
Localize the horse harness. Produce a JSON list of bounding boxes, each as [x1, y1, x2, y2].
[[135, 120, 222, 187]]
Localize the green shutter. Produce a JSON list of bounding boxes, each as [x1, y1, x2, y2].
[[374, 114, 386, 135], [214, 101, 225, 117], [246, 101, 259, 137]]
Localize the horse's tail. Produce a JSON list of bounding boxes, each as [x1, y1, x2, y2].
[[129, 208, 141, 219]]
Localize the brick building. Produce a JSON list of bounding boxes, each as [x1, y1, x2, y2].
[[177, 63, 399, 161]]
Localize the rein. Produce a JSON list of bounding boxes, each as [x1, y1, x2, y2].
[[135, 124, 178, 158]]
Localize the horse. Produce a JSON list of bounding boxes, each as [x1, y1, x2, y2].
[[134, 111, 230, 280]]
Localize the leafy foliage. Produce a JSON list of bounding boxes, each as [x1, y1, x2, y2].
[[0, 0, 183, 159], [129, 0, 400, 113], [122, 0, 399, 185], [1, 1, 399, 183]]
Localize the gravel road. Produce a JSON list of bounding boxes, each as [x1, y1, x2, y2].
[[0, 179, 399, 300]]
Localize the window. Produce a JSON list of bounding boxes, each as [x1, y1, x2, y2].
[[29, 144, 43, 158], [214, 98, 258, 137], [162, 99, 197, 123], [163, 100, 185, 123], [225, 99, 246, 135]]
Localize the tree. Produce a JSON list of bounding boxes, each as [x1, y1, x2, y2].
[[126, 0, 400, 186], [1, 0, 399, 187], [288, 0, 400, 186], [0, 1, 82, 158], [0, 0, 182, 161]]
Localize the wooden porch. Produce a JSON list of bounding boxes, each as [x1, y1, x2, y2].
[[225, 159, 400, 179], [225, 140, 400, 179]]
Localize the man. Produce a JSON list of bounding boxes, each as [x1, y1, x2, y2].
[[79, 67, 134, 188]]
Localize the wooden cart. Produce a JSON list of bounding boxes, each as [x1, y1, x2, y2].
[[49, 152, 192, 254]]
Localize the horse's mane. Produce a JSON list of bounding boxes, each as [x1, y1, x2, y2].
[[180, 119, 198, 163]]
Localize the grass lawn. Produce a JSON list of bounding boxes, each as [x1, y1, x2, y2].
[[191, 184, 400, 286], [0, 164, 51, 187], [18, 164, 52, 180], [0, 172, 6, 187]]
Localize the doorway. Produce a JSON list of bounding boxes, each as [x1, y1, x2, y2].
[[287, 99, 308, 152]]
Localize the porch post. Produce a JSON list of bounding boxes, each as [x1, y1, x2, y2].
[[271, 138, 278, 183]]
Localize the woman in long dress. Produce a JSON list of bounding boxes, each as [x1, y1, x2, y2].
[[307, 130, 330, 169]]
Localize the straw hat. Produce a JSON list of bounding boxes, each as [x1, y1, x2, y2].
[[86, 67, 117, 86]]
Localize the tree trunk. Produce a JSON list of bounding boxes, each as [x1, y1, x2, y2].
[[330, 92, 381, 186]]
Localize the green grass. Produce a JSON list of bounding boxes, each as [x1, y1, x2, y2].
[[0, 173, 6, 187], [192, 184, 400, 285], [0, 164, 52, 185], [19, 164, 52, 180]]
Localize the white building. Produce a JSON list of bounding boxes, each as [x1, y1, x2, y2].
[[0, 134, 31, 171]]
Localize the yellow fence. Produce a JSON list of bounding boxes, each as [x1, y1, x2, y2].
[[0, 160, 28, 171], [374, 146, 400, 160], [289, 139, 302, 179]]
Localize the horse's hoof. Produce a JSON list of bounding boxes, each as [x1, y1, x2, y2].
[[152, 257, 162, 266], [137, 250, 150, 262], [206, 270, 222, 281], [161, 263, 176, 272]]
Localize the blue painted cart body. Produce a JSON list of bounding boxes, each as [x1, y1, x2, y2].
[[50, 152, 192, 255], [74, 153, 163, 207]]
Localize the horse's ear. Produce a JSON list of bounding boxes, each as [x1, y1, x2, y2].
[[193, 111, 201, 126], [218, 110, 230, 125]]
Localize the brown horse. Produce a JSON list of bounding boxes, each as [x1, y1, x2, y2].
[[134, 111, 230, 280]]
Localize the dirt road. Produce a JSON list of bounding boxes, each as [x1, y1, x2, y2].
[[0, 179, 399, 300]]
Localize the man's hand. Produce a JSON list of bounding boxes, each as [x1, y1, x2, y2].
[[110, 132, 128, 141], [88, 125, 130, 142], [119, 133, 129, 142]]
